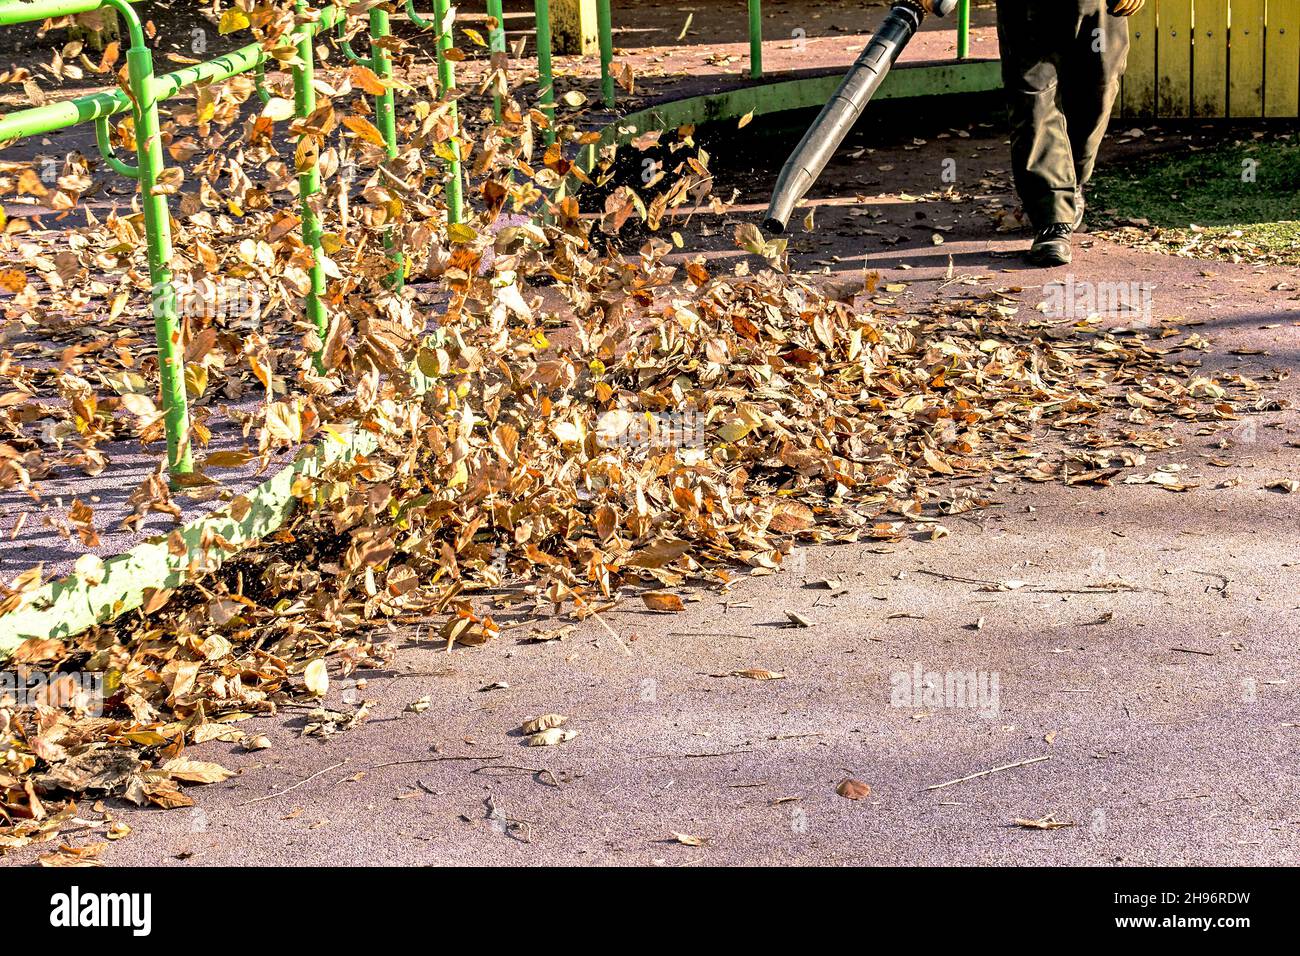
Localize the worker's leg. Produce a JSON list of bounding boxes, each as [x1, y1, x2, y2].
[[1060, 5, 1130, 190], [995, 0, 1077, 229]]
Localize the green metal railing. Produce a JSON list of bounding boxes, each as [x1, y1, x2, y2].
[[0, 0, 449, 477], [0, 0, 588, 480], [534, 0, 557, 144], [0, 0, 204, 475]]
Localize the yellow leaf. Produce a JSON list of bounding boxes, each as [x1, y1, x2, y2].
[[447, 222, 477, 244], [303, 659, 329, 696], [716, 418, 754, 443], [203, 450, 255, 469], [161, 757, 237, 784], [218, 9, 250, 34]]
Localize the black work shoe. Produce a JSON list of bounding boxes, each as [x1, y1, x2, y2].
[[1027, 223, 1074, 267], [1072, 187, 1086, 231]]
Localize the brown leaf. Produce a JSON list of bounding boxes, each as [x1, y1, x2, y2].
[[160, 757, 237, 784], [1012, 815, 1075, 830], [836, 778, 872, 800], [642, 591, 684, 613]]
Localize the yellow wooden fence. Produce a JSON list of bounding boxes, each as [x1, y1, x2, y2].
[[1120, 0, 1300, 118]]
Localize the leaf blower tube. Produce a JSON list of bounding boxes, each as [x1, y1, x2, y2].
[[763, 0, 958, 234]]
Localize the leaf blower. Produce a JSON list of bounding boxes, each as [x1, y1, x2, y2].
[[763, 0, 959, 234]]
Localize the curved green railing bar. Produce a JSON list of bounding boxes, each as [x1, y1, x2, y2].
[[93, 115, 139, 178]]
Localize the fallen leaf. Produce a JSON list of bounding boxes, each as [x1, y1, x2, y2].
[[720, 669, 786, 681], [303, 659, 329, 697], [527, 727, 579, 747], [521, 713, 568, 735], [836, 779, 872, 800], [160, 758, 237, 784], [642, 591, 685, 613], [1012, 815, 1075, 830]]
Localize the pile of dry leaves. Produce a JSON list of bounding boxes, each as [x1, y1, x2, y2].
[[0, 1, 1263, 858]]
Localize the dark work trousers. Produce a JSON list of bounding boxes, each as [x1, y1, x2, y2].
[[995, 0, 1130, 229]]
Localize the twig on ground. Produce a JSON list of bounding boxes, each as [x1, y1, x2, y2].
[[237, 759, 347, 807], [923, 755, 1052, 792], [564, 587, 632, 656], [645, 749, 757, 760], [356, 754, 506, 774], [473, 765, 561, 787]]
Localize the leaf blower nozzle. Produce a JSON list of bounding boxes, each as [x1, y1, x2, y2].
[[762, 0, 958, 234]]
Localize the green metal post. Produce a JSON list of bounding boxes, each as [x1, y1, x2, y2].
[[597, 0, 613, 108], [533, 0, 555, 144], [295, 1, 329, 370], [432, 0, 463, 224], [748, 0, 762, 79], [370, 4, 406, 286], [486, 0, 506, 122], [957, 0, 970, 60], [370, 7, 398, 159], [122, 6, 191, 476]]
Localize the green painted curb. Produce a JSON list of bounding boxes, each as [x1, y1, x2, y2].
[[0, 429, 376, 655], [578, 60, 1004, 174]]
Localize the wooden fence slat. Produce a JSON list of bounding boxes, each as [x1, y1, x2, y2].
[[1121, 0, 1159, 118], [1264, 0, 1300, 117], [1160, 0, 1193, 116], [1229, 0, 1266, 117], [1192, 0, 1229, 117]]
